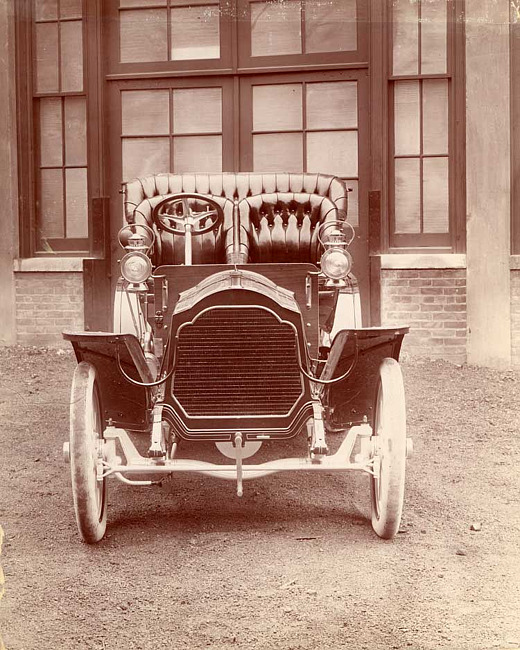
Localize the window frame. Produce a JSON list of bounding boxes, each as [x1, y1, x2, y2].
[[104, 0, 235, 77], [385, 0, 466, 253], [109, 76, 236, 183], [238, 69, 368, 227], [236, 0, 368, 70], [16, 0, 106, 258]]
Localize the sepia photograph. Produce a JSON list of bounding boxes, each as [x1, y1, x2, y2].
[[0, 0, 519, 648]]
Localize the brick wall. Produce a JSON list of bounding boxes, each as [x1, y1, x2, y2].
[[15, 272, 84, 346], [512, 271, 520, 367], [15, 267, 511, 367], [381, 269, 467, 364]]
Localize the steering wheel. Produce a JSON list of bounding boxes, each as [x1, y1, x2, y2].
[[152, 193, 224, 236]]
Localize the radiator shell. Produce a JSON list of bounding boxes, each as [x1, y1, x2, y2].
[[163, 272, 313, 441]]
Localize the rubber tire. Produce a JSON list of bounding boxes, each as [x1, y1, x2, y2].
[[370, 358, 407, 540], [70, 362, 107, 543]]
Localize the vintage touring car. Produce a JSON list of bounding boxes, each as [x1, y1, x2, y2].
[[63, 172, 412, 543]]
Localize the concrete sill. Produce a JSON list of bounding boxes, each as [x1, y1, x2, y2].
[[14, 258, 88, 272], [378, 253, 467, 270], [510, 256, 520, 270]]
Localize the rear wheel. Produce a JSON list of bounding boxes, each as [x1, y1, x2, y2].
[[70, 362, 107, 543], [370, 358, 407, 540]]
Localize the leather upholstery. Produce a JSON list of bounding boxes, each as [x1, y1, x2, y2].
[[123, 173, 349, 265], [238, 192, 340, 264]]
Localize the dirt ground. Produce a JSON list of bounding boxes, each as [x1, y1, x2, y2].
[[0, 347, 519, 650]]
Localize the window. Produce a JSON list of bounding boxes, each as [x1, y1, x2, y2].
[[17, 0, 91, 255], [117, 81, 233, 181], [17, 0, 370, 256], [107, 0, 368, 232], [106, 0, 234, 73], [238, 0, 367, 67], [388, 0, 463, 249], [240, 75, 361, 225], [119, 2, 221, 63], [106, 0, 367, 73]]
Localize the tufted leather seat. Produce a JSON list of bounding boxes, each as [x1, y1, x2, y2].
[[123, 173, 348, 265], [238, 192, 341, 264]]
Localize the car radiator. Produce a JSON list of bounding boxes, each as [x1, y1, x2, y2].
[[173, 307, 303, 416]]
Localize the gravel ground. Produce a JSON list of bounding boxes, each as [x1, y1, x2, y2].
[[0, 347, 519, 650]]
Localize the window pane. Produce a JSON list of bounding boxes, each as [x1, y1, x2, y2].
[[307, 131, 358, 177], [253, 133, 303, 172], [173, 88, 222, 134], [171, 6, 220, 60], [253, 84, 302, 132], [35, 23, 59, 93], [392, 0, 419, 75], [66, 168, 88, 238], [60, 0, 82, 19], [122, 90, 170, 136], [394, 81, 420, 156], [345, 179, 358, 228], [251, 0, 302, 57], [421, 0, 447, 74], [423, 79, 448, 155], [60, 21, 83, 92], [120, 9, 168, 63], [170, 0, 216, 4], [306, 81, 357, 130], [64, 97, 87, 166], [173, 136, 222, 172], [40, 169, 64, 238], [423, 157, 449, 233], [39, 98, 63, 167], [120, 0, 166, 5], [35, 0, 57, 21], [394, 158, 420, 234], [122, 137, 170, 181], [305, 0, 357, 54]]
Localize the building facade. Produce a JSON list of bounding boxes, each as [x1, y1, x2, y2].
[[0, 0, 517, 369]]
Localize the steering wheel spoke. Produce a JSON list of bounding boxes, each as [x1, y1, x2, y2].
[[152, 193, 224, 237], [166, 214, 188, 227]]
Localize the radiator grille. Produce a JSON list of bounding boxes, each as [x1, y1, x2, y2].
[[173, 307, 303, 416]]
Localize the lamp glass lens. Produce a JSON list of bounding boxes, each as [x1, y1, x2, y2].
[[122, 254, 151, 283], [321, 249, 351, 279]]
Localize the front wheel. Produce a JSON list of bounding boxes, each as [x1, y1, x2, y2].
[[70, 362, 107, 543], [370, 358, 407, 540]]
